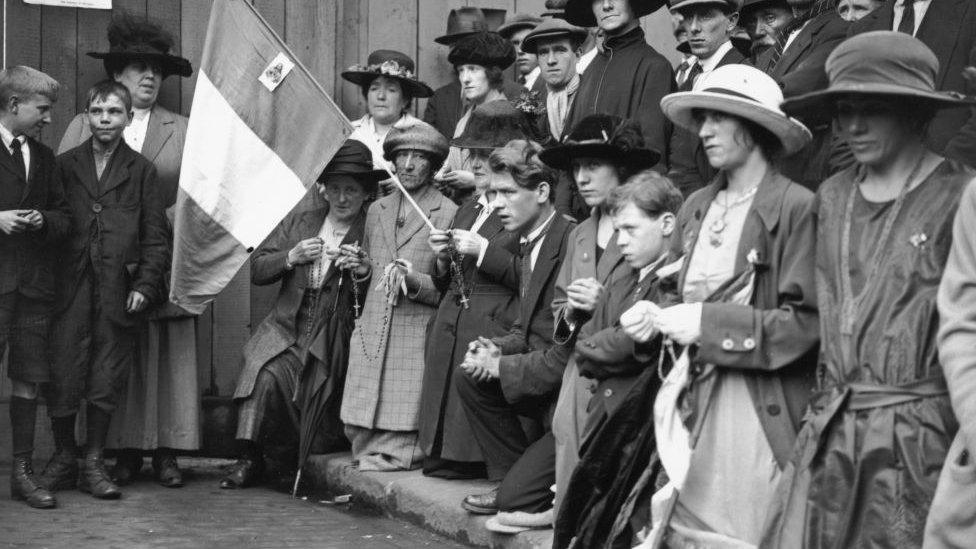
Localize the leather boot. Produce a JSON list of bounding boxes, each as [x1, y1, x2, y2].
[[37, 448, 80, 491], [111, 449, 144, 486], [10, 457, 56, 509], [219, 457, 264, 489], [462, 486, 500, 515], [152, 449, 184, 488], [79, 453, 122, 499]]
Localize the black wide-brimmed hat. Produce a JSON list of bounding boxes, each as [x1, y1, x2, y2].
[[383, 120, 451, 167], [318, 140, 387, 194], [436, 7, 509, 45], [539, 114, 661, 170], [87, 15, 192, 79], [782, 31, 975, 123], [451, 100, 536, 150], [448, 32, 517, 70], [341, 50, 434, 98], [564, 0, 667, 27], [521, 18, 589, 54]]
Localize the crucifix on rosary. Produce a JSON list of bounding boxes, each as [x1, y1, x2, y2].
[[447, 230, 471, 309]]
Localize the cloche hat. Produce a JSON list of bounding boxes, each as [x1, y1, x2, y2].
[[564, 0, 667, 27], [88, 14, 192, 79], [383, 120, 451, 168], [661, 63, 812, 155], [539, 114, 661, 170], [318, 140, 387, 195], [782, 31, 974, 122], [448, 32, 518, 70], [451, 100, 536, 150], [341, 50, 434, 98]]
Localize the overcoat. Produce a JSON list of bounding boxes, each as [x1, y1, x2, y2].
[[55, 139, 169, 327], [233, 206, 366, 401], [0, 136, 72, 302], [341, 187, 457, 431], [418, 198, 520, 462]]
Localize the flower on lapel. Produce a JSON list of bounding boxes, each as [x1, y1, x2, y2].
[[747, 248, 761, 265], [909, 232, 928, 248]]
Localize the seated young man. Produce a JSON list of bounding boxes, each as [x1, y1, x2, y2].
[[41, 80, 168, 500], [454, 139, 575, 518]]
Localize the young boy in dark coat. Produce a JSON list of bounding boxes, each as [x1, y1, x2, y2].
[[40, 80, 168, 500]]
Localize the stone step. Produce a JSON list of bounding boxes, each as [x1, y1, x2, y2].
[[305, 453, 554, 549]]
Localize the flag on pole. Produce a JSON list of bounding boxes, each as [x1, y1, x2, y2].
[[170, 0, 352, 314]]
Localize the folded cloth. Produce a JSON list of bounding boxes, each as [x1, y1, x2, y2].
[[486, 508, 555, 533]]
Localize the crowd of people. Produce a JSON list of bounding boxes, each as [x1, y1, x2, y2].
[[3, 0, 976, 548]]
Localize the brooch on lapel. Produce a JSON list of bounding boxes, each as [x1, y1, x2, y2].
[[908, 232, 928, 248]]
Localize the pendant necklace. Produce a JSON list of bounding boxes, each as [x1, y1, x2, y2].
[[708, 184, 759, 247]]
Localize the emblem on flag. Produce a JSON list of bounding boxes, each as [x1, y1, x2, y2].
[[259, 52, 295, 92]]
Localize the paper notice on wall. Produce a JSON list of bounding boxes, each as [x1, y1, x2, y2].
[[23, 0, 112, 9]]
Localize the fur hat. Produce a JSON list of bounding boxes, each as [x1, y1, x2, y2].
[[383, 120, 451, 168], [539, 114, 661, 170], [341, 50, 434, 98], [451, 100, 536, 150], [563, 0, 667, 27], [87, 14, 192, 79], [318, 140, 387, 194], [448, 32, 517, 70]]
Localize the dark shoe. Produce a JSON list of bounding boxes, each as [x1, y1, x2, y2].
[[79, 454, 122, 499], [37, 449, 79, 492], [152, 451, 184, 488], [111, 450, 143, 486], [219, 458, 264, 489], [10, 458, 56, 509], [462, 487, 499, 515]]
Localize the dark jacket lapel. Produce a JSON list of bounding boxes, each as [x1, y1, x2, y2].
[[916, 0, 967, 87], [523, 214, 570, 321], [19, 138, 43, 202], [70, 140, 100, 198], [140, 105, 176, 164], [773, 18, 820, 76], [99, 141, 136, 196], [396, 187, 442, 250], [0, 140, 25, 184]]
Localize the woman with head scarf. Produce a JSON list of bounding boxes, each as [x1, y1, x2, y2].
[[342, 50, 434, 196], [51, 14, 196, 489], [434, 32, 518, 201], [763, 32, 976, 548], [623, 63, 818, 546]]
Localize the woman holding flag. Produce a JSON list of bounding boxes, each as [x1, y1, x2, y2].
[[621, 64, 818, 547]]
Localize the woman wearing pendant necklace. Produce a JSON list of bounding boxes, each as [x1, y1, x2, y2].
[[622, 63, 817, 546], [764, 32, 976, 548]]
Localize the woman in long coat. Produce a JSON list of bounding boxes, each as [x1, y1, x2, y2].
[[762, 32, 974, 549], [341, 121, 458, 471], [57, 14, 197, 487], [627, 64, 818, 547], [219, 140, 382, 489]]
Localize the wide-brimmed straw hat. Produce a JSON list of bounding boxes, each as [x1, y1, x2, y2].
[[435, 7, 508, 45], [451, 100, 536, 150], [782, 31, 974, 121], [661, 63, 811, 155], [341, 50, 434, 98], [521, 18, 589, 54], [318, 140, 387, 194], [498, 13, 544, 38], [448, 32, 518, 70], [564, 0, 667, 27], [383, 120, 451, 167], [87, 15, 192, 79], [539, 114, 661, 170]]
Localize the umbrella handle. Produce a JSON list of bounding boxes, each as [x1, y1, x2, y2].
[[292, 468, 302, 498]]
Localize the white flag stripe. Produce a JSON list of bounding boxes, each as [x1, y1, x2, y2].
[[180, 71, 307, 248]]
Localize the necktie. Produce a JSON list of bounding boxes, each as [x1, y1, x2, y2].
[[519, 233, 546, 298], [898, 0, 916, 34], [675, 59, 691, 86], [680, 62, 703, 91], [9, 138, 25, 180]]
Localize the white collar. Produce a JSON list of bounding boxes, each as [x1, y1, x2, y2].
[[0, 121, 22, 150], [699, 41, 734, 73], [132, 106, 151, 120], [521, 209, 557, 244], [477, 192, 491, 209], [524, 66, 541, 89], [638, 253, 670, 282]]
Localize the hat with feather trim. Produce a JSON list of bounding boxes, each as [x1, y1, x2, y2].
[[448, 32, 518, 70], [539, 114, 661, 170], [87, 14, 192, 79]]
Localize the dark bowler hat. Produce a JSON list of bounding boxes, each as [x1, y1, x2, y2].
[[383, 120, 451, 167], [451, 100, 536, 150], [564, 0, 668, 27], [341, 50, 434, 98], [521, 18, 589, 54], [669, 0, 742, 13], [498, 13, 544, 39], [318, 140, 387, 195], [436, 7, 508, 45], [88, 14, 192, 79], [448, 32, 517, 70], [783, 31, 975, 122], [539, 114, 661, 170]]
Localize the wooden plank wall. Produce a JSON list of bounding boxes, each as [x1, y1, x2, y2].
[[0, 0, 677, 400]]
